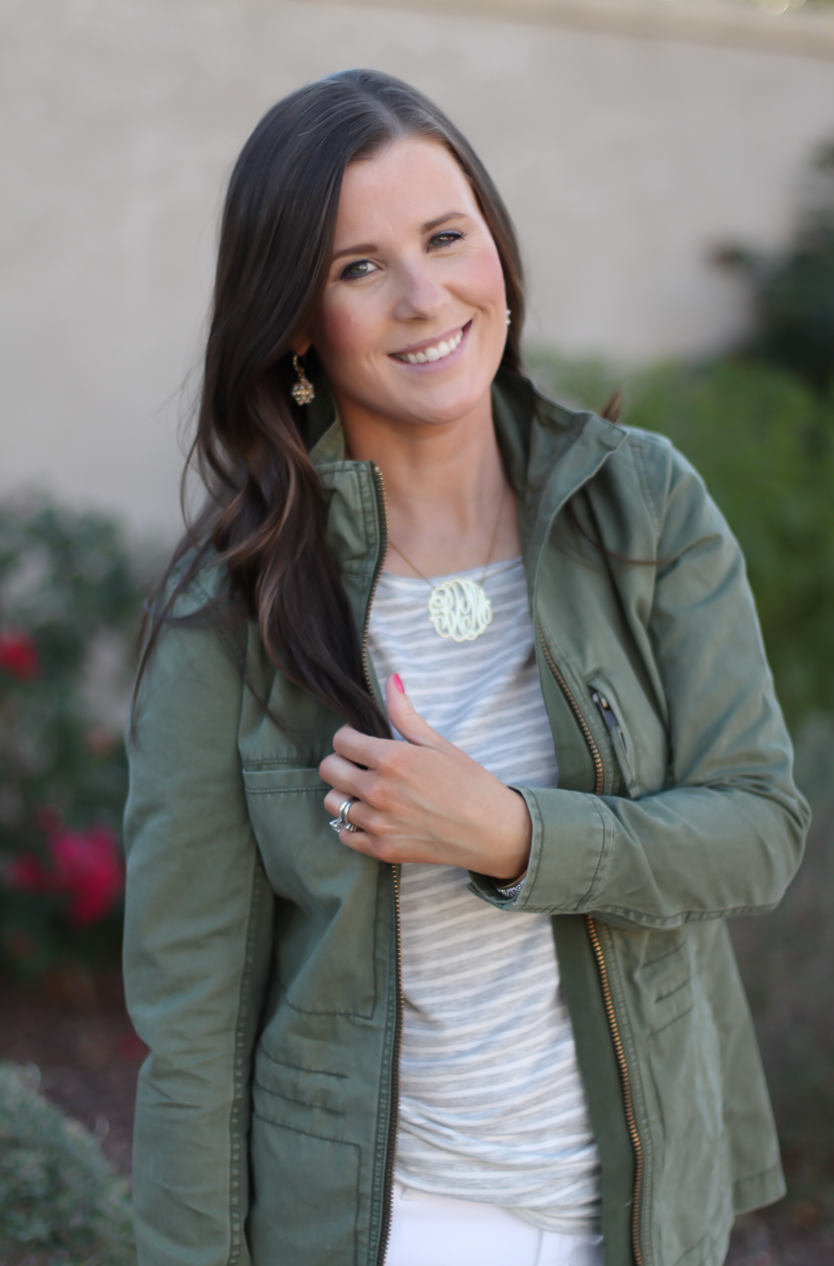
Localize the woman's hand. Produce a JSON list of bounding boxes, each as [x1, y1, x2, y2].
[[319, 674, 531, 882]]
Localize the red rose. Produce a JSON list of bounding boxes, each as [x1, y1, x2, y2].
[[0, 630, 40, 680], [49, 825, 124, 926], [6, 823, 124, 926]]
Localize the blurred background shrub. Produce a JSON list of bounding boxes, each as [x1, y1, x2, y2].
[[714, 140, 834, 397], [0, 1061, 135, 1265], [0, 504, 150, 980]]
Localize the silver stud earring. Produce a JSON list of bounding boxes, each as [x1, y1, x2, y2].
[[506, 308, 512, 327], [291, 354, 315, 406]]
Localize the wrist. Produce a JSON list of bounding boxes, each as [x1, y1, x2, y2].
[[489, 789, 531, 883]]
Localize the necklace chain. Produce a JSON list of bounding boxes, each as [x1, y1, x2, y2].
[[386, 481, 508, 643], [387, 479, 507, 590]]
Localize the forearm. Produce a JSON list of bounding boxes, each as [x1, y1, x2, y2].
[[469, 779, 808, 927]]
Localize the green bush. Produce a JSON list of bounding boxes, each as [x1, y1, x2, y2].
[[0, 1062, 135, 1264], [528, 352, 834, 726], [0, 502, 150, 978]]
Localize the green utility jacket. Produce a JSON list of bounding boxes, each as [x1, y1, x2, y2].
[[124, 369, 810, 1266]]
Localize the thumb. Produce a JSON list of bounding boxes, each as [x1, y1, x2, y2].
[[385, 673, 445, 749]]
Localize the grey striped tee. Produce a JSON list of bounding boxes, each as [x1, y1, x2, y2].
[[368, 558, 601, 1235]]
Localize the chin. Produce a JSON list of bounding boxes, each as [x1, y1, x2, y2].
[[400, 398, 484, 428], [395, 374, 497, 427]]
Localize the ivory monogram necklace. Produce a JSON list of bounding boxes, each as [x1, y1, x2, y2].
[[387, 481, 507, 643]]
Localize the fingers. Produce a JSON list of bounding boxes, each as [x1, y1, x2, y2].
[[330, 725, 391, 769], [325, 680, 444, 775], [384, 674, 446, 749], [323, 787, 367, 823], [322, 790, 388, 861], [319, 751, 368, 796]]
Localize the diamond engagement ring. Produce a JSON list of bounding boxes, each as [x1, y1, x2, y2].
[[329, 796, 359, 834]]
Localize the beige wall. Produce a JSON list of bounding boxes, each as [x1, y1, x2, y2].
[[2, 0, 834, 537]]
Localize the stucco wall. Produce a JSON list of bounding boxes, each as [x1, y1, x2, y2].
[[2, 0, 834, 535]]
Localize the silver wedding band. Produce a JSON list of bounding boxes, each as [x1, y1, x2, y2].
[[329, 795, 359, 834]]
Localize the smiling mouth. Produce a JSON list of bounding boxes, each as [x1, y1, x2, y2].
[[391, 322, 469, 365]]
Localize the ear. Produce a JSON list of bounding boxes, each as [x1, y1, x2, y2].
[[291, 338, 313, 357]]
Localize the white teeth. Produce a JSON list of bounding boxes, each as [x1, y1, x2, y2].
[[394, 327, 464, 364]]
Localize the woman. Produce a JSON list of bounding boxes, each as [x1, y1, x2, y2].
[[124, 70, 809, 1266]]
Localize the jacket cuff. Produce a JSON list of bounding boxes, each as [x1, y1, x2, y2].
[[468, 786, 609, 913]]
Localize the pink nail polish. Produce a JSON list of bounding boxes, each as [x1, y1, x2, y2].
[[392, 673, 405, 694]]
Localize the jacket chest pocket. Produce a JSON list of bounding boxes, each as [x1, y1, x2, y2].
[[243, 765, 383, 1021], [588, 676, 640, 798]]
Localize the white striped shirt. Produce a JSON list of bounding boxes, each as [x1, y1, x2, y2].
[[368, 558, 601, 1235]]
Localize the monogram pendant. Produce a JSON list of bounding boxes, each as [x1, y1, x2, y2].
[[427, 578, 493, 642]]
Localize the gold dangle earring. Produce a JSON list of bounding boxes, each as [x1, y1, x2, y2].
[[291, 353, 315, 406]]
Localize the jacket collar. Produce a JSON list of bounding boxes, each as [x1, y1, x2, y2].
[[306, 366, 628, 557]]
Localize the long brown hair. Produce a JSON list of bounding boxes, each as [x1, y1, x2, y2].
[[137, 70, 526, 738]]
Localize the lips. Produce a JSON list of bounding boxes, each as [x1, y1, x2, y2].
[[391, 322, 470, 365]]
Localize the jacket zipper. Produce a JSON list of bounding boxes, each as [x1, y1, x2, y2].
[[537, 625, 604, 796], [589, 688, 639, 800], [536, 623, 645, 1266], [362, 464, 403, 1266], [585, 916, 645, 1266]]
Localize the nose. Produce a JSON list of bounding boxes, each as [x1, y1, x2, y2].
[[391, 258, 447, 324]]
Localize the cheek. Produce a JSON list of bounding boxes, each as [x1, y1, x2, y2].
[[315, 290, 391, 381], [315, 300, 367, 364], [462, 240, 506, 312]]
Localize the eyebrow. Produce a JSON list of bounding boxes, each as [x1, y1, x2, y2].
[[331, 210, 468, 262]]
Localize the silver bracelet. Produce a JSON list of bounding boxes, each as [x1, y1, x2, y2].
[[493, 873, 526, 900]]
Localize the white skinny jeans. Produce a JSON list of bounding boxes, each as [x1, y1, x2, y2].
[[387, 1183, 604, 1266]]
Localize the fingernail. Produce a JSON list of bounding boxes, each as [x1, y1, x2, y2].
[[392, 673, 404, 694]]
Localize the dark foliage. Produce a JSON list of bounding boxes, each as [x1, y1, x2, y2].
[[0, 502, 151, 978], [715, 140, 834, 395], [0, 1061, 135, 1264]]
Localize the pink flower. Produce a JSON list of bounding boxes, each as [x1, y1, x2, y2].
[[7, 824, 124, 926], [0, 630, 40, 680], [49, 826, 124, 926]]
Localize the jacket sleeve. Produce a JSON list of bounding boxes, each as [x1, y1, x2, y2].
[[123, 602, 274, 1266], [472, 440, 811, 929]]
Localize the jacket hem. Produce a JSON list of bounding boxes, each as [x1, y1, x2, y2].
[[732, 1159, 786, 1215]]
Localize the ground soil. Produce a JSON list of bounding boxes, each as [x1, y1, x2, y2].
[[0, 970, 145, 1178], [1, 972, 832, 1264]]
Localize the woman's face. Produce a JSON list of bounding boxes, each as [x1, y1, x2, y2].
[[307, 135, 508, 431]]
